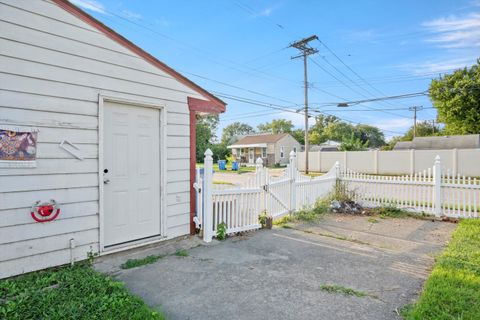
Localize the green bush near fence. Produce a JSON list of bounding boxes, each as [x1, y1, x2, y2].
[[403, 219, 480, 320]]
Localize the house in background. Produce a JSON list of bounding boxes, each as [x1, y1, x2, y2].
[[0, 0, 225, 279], [228, 133, 301, 166], [309, 140, 341, 152], [394, 134, 480, 150]]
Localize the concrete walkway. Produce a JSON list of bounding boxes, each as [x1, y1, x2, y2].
[[96, 215, 455, 320]]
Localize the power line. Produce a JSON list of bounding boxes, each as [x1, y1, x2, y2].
[[220, 111, 281, 122], [215, 91, 408, 136], [78, 0, 419, 138], [74, 0, 308, 86], [321, 91, 428, 107], [319, 107, 435, 112], [313, 69, 458, 87], [309, 58, 412, 119], [317, 39, 415, 109], [178, 70, 300, 106]]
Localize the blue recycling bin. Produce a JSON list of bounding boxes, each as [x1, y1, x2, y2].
[[198, 167, 215, 177], [218, 160, 226, 170], [231, 161, 239, 171]]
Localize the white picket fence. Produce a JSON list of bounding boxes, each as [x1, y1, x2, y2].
[[340, 156, 480, 218], [196, 149, 336, 242], [195, 152, 479, 242]]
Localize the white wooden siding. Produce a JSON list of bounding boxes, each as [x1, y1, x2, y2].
[[0, 0, 203, 278]]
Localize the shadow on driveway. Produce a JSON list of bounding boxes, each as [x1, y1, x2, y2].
[[103, 215, 455, 320]]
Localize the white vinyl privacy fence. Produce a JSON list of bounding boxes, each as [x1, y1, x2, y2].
[[195, 149, 336, 242], [195, 151, 479, 242]]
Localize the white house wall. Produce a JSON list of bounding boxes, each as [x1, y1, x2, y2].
[[0, 0, 205, 278]]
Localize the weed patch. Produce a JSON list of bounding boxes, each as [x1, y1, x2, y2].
[[0, 263, 164, 320], [216, 222, 227, 240], [403, 219, 480, 319], [320, 284, 368, 297], [368, 217, 379, 223], [213, 180, 235, 185], [174, 249, 189, 257], [370, 206, 431, 220], [121, 255, 165, 269]]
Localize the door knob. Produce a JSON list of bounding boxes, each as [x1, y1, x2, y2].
[[104, 179, 110, 184]]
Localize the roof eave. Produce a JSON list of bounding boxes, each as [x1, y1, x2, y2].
[[52, 0, 226, 114]]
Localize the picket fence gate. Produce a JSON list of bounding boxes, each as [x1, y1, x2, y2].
[[195, 149, 337, 242], [195, 152, 479, 242]]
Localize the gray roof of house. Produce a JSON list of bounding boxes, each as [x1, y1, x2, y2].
[[394, 134, 480, 150]]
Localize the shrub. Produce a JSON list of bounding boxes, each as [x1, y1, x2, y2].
[[216, 222, 227, 240]]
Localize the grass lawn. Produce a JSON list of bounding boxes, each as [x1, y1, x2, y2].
[[403, 219, 480, 320], [0, 263, 164, 320]]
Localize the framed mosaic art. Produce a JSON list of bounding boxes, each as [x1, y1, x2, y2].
[[0, 126, 38, 168]]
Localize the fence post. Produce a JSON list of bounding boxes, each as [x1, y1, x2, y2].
[[203, 149, 214, 242], [335, 161, 340, 178], [433, 155, 442, 217], [255, 157, 264, 188], [289, 151, 297, 212]]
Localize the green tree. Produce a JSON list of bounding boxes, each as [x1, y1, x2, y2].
[[339, 133, 369, 151], [308, 115, 340, 144], [209, 143, 229, 162], [196, 115, 219, 162], [402, 121, 442, 141], [429, 60, 480, 134], [322, 121, 356, 143], [381, 136, 403, 150], [354, 124, 385, 148], [257, 119, 294, 134], [291, 128, 305, 145], [220, 122, 255, 145]]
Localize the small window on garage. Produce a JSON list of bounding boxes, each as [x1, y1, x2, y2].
[[262, 147, 267, 158], [280, 146, 285, 158]]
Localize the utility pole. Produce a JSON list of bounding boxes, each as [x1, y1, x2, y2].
[[289, 35, 318, 174], [409, 106, 423, 138]]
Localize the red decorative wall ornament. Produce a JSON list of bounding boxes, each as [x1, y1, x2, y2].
[[31, 200, 60, 223]]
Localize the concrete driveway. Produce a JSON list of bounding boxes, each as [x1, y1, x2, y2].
[[96, 215, 455, 320]]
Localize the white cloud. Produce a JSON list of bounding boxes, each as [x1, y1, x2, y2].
[[69, 0, 105, 13], [397, 57, 477, 75], [250, 3, 281, 18], [469, 0, 480, 7], [342, 29, 380, 44], [258, 7, 274, 17], [422, 13, 480, 48], [121, 10, 142, 20], [376, 118, 411, 132]]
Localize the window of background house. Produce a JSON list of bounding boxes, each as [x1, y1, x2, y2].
[[262, 147, 267, 158], [280, 146, 284, 158]]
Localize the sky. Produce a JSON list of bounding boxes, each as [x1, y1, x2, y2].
[[70, 0, 480, 140]]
